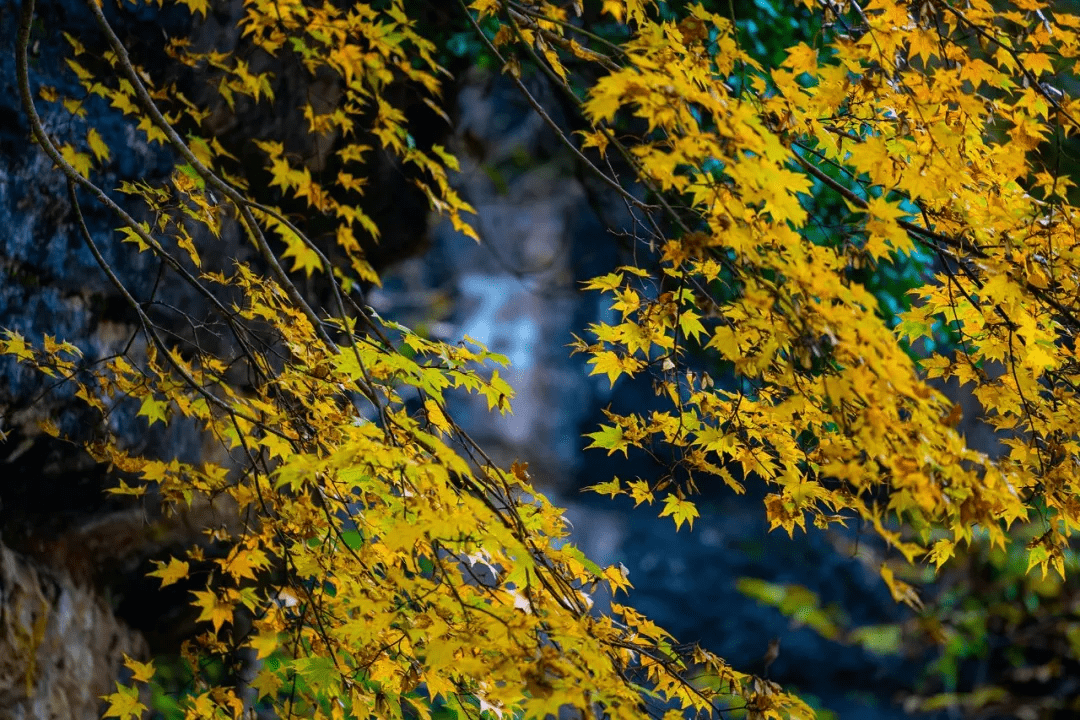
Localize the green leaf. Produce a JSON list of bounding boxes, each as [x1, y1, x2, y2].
[[176, 162, 206, 190], [138, 395, 169, 427], [341, 530, 364, 550], [561, 543, 604, 577], [584, 424, 629, 456]]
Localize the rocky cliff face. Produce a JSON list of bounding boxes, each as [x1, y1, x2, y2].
[[0, 544, 148, 720], [1, 1, 185, 714]]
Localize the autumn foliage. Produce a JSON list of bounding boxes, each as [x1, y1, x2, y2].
[[8, 0, 1080, 717]]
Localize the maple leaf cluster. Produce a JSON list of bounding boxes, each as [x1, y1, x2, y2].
[[8, 0, 1080, 718]]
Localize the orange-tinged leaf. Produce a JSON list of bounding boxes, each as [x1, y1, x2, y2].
[[1025, 52, 1054, 76]]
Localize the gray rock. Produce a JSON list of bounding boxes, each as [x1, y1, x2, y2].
[[0, 542, 148, 720]]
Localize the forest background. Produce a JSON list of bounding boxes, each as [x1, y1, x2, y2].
[[3, 0, 1080, 719]]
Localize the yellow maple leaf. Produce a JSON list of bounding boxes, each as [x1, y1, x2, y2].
[[101, 684, 146, 720], [678, 309, 707, 343], [250, 668, 283, 700], [659, 494, 700, 531], [601, 0, 624, 21], [122, 654, 155, 683], [62, 31, 85, 55], [105, 480, 146, 498], [781, 42, 818, 73], [1024, 343, 1055, 370], [1, 330, 34, 362], [177, 0, 209, 18], [279, 231, 323, 277], [60, 143, 92, 178], [86, 127, 110, 163], [192, 590, 234, 633], [587, 351, 642, 387], [469, 0, 499, 17], [221, 545, 269, 582], [879, 563, 923, 610], [424, 398, 453, 435], [927, 538, 955, 571], [1025, 52, 1054, 77], [148, 557, 190, 587], [249, 631, 280, 661], [175, 226, 203, 267]]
